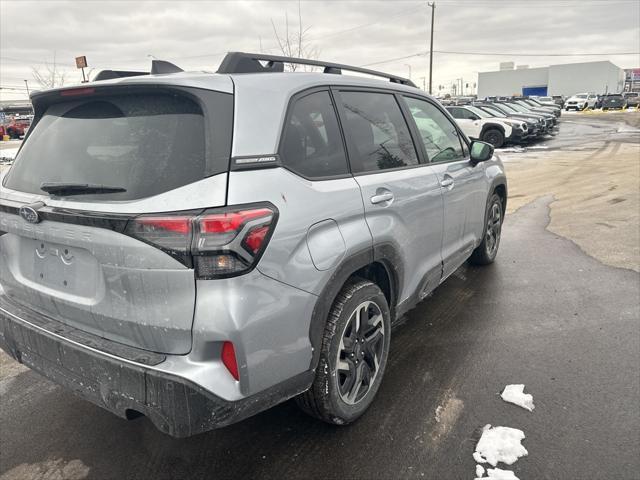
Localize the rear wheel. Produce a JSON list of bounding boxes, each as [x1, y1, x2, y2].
[[482, 128, 505, 148], [296, 280, 391, 424], [469, 193, 503, 265]]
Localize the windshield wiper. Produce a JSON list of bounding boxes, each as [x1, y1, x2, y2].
[[40, 182, 127, 196]]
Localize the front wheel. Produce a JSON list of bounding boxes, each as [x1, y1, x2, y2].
[[469, 193, 503, 265], [482, 128, 505, 148], [296, 280, 391, 425]]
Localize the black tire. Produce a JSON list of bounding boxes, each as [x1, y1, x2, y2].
[[296, 279, 391, 425], [482, 128, 505, 148], [468, 193, 503, 265]]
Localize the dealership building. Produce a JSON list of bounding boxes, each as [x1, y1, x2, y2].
[[477, 60, 625, 98]]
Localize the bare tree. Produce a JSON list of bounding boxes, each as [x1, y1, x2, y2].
[[31, 53, 67, 89], [270, 1, 320, 71]]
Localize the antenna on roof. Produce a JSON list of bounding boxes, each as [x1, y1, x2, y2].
[[151, 60, 184, 75], [217, 53, 284, 74]]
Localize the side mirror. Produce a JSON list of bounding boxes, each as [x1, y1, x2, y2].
[[470, 140, 494, 165]]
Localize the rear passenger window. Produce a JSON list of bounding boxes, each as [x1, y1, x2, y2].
[[339, 91, 418, 174], [404, 97, 466, 163], [280, 91, 348, 178]]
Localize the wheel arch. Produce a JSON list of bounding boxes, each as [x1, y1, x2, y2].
[[307, 245, 401, 372], [480, 122, 509, 141], [491, 178, 508, 214]]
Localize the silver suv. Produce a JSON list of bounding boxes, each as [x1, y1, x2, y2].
[[0, 53, 506, 437]]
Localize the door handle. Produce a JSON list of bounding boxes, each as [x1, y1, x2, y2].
[[370, 192, 394, 204], [440, 176, 455, 189]]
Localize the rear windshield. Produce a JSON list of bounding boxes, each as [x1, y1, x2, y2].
[[4, 91, 232, 200]]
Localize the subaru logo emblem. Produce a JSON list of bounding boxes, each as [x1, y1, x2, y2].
[[19, 202, 44, 224]]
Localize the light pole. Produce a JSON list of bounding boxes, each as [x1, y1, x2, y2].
[[427, 2, 435, 94], [404, 64, 412, 81], [419, 76, 426, 91]]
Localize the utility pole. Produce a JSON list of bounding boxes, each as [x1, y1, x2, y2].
[[23, 79, 30, 96], [427, 2, 435, 94]]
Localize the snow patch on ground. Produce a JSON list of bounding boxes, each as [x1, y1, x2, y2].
[[474, 424, 528, 467], [501, 384, 535, 411], [476, 464, 485, 477], [475, 467, 520, 479], [616, 124, 640, 133], [0, 148, 19, 160], [496, 146, 526, 153]]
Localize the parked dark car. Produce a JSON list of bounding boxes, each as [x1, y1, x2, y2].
[[552, 95, 565, 108], [602, 94, 626, 110], [594, 95, 604, 109], [475, 102, 548, 135], [623, 92, 639, 108]]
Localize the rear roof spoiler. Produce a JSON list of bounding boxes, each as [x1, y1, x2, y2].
[[93, 60, 184, 82]]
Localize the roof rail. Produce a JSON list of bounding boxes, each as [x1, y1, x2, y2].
[[216, 52, 417, 88]]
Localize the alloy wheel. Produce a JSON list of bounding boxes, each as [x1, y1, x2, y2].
[[336, 301, 385, 405], [485, 201, 502, 257]]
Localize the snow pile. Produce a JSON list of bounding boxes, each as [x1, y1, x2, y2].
[[475, 467, 521, 479], [474, 424, 528, 466], [501, 384, 535, 412], [0, 148, 19, 161]]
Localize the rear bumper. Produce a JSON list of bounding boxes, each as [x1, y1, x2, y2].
[[0, 295, 312, 437]]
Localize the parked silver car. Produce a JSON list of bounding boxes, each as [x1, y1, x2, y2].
[[0, 53, 507, 437]]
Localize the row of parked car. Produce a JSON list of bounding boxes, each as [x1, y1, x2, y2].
[[440, 96, 561, 148], [564, 92, 639, 111], [0, 115, 32, 140]]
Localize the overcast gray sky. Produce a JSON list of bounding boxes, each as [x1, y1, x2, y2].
[[1, 0, 639, 100]]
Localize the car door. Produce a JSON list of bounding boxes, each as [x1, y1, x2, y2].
[[402, 95, 487, 280], [334, 88, 444, 306]]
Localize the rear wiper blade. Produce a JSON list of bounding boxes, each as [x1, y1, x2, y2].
[[40, 182, 127, 196]]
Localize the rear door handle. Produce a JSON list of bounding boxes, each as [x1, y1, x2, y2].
[[370, 192, 394, 204], [440, 176, 454, 189]]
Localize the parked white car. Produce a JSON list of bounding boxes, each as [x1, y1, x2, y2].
[[445, 105, 517, 148], [531, 96, 556, 106], [564, 93, 597, 111]]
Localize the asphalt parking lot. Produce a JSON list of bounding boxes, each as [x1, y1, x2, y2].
[[0, 112, 639, 479]]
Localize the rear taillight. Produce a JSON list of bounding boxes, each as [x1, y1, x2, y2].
[[125, 204, 277, 278]]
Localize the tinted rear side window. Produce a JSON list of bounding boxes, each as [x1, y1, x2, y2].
[[4, 91, 232, 200], [339, 91, 418, 174], [280, 90, 348, 178]]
